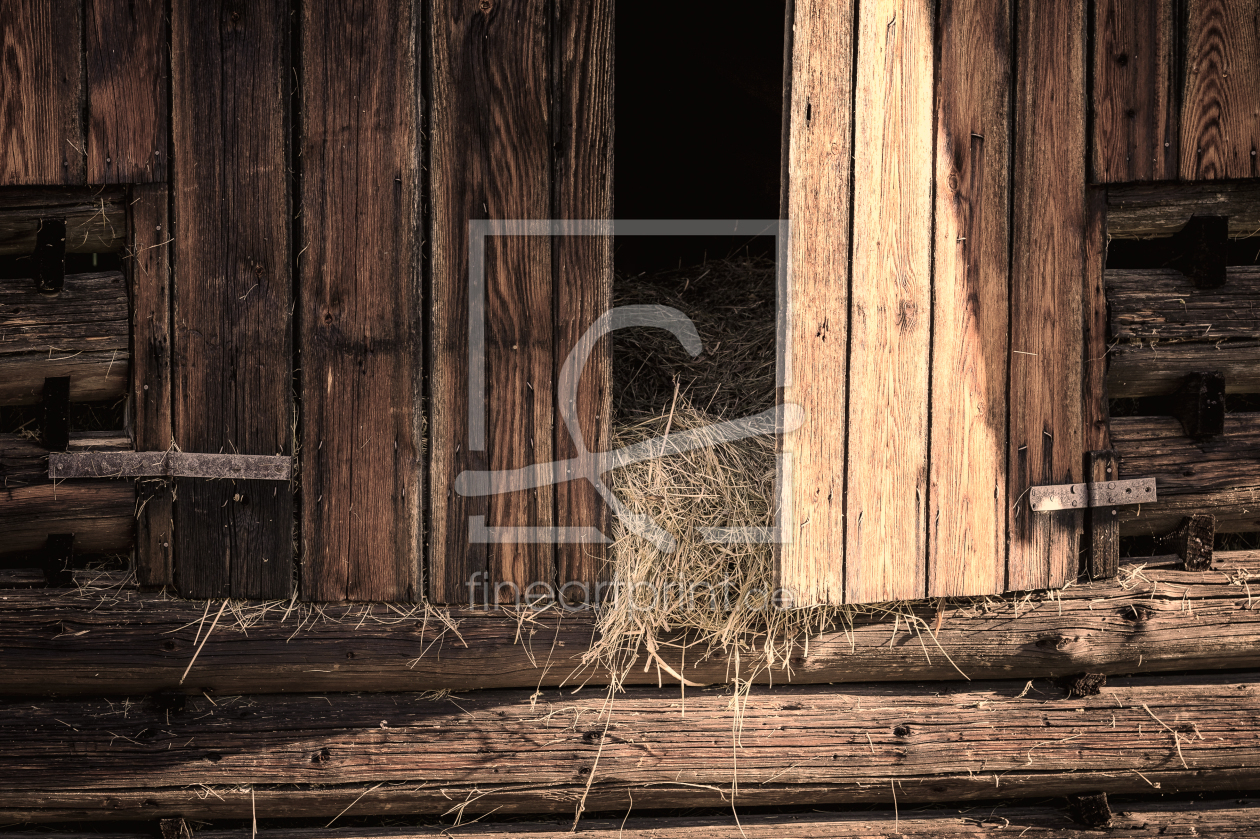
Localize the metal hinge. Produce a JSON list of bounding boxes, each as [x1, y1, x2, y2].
[[49, 451, 291, 481], [1029, 478, 1157, 512]]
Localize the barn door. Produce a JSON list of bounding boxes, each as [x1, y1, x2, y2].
[[778, 0, 1088, 604]]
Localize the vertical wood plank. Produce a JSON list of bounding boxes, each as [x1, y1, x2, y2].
[[1180, 0, 1260, 179], [1087, 450, 1120, 580], [171, 0, 293, 600], [299, 2, 422, 603], [777, 0, 856, 606], [551, 0, 613, 600], [86, 0, 168, 183], [0, 0, 86, 185], [1007, 0, 1087, 592], [844, 0, 933, 603], [1083, 188, 1110, 454], [129, 183, 173, 588], [927, 0, 1010, 598], [430, 0, 555, 604], [1092, 0, 1179, 183]]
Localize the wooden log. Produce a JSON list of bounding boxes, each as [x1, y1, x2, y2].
[[1180, 0, 1260, 179], [0, 187, 127, 256], [129, 184, 173, 588], [86, 0, 168, 183], [777, 0, 856, 605], [1108, 267, 1260, 341], [552, 0, 614, 599], [926, 0, 1010, 598], [0, 271, 130, 406], [171, 0, 294, 600], [1108, 340, 1260, 397], [0, 0, 85, 185], [1091, 0, 1179, 183], [1007, 0, 1086, 592], [1114, 414, 1260, 535], [2, 553, 1259, 696], [299, 2, 422, 602], [1, 673, 1259, 822], [842, 0, 934, 603], [1107, 180, 1260, 239]]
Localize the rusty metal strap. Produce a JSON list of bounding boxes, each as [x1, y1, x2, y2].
[[49, 451, 291, 481]]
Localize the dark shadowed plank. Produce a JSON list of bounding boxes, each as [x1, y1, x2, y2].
[[1107, 266, 1260, 341], [430, 0, 555, 604], [0, 0, 85, 185], [299, 3, 422, 603], [1181, 0, 1260, 179], [1108, 339, 1260, 396], [928, 0, 1010, 598], [778, 0, 856, 606], [845, 0, 933, 603], [1092, 0, 1179, 183], [170, 0, 293, 599], [1007, 0, 1086, 592], [0, 186, 126, 255], [128, 184, 173, 587], [86, 0, 168, 183], [1083, 189, 1110, 453], [551, 0, 613, 601]]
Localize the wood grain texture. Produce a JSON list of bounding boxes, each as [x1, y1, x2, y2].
[[127, 184, 172, 587], [0, 0, 85, 185], [1083, 190, 1111, 453], [0, 433, 133, 556], [1007, 0, 1086, 592], [2, 673, 1260, 821], [1092, 0, 1179, 183], [1086, 450, 1120, 580], [927, 0, 1010, 598], [1180, 0, 1260, 179], [1, 553, 1259, 695], [299, 1, 421, 603], [430, 0, 555, 604], [1114, 414, 1260, 535], [778, 0, 856, 606], [845, 0, 933, 603], [0, 186, 126, 256], [86, 0, 168, 183], [1108, 339, 1260, 396], [0, 270, 129, 406], [1107, 179, 1260, 237], [170, 0, 293, 600], [551, 0, 613, 598], [1108, 266, 1260, 341]]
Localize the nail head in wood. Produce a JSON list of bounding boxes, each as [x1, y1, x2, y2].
[[1173, 371, 1226, 438], [33, 217, 67, 294], [42, 376, 71, 452], [1169, 215, 1229, 290]]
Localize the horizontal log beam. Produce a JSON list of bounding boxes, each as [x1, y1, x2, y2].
[[0, 271, 130, 406], [1108, 267, 1260, 341], [4, 800, 1260, 836], [1, 432, 130, 485], [1107, 180, 1260, 238], [0, 554, 1258, 695], [1108, 340, 1260, 398], [0, 187, 127, 256], [1, 673, 1258, 822]]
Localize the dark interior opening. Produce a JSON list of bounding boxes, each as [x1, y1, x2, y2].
[[614, 0, 788, 273]]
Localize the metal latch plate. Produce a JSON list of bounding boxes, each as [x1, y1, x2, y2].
[[1029, 478, 1157, 512]]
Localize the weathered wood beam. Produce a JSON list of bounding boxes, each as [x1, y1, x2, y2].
[[1108, 340, 1260, 398], [0, 433, 134, 556], [1107, 180, 1260, 238], [1108, 267, 1260, 342], [0, 270, 130, 406], [1, 673, 1258, 822], [0, 187, 128, 256], [7, 800, 1260, 837], [0, 554, 1258, 696]]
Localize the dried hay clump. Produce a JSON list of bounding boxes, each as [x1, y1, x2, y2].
[[587, 257, 850, 683]]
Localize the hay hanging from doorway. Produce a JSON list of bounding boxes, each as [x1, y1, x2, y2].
[[587, 257, 855, 682]]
